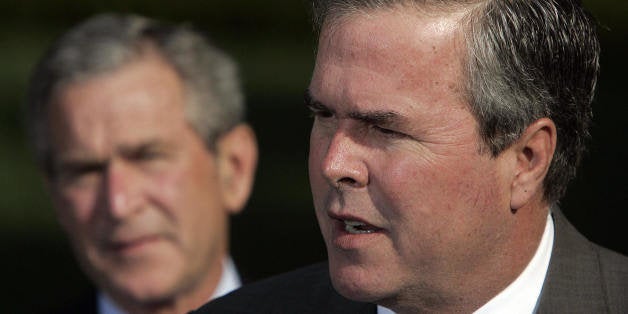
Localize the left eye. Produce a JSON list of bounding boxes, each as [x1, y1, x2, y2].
[[372, 125, 404, 138], [374, 126, 395, 134], [134, 150, 163, 161]]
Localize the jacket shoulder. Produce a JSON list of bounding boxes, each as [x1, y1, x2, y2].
[[45, 290, 97, 314], [537, 209, 628, 313], [597, 246, 628, 313]]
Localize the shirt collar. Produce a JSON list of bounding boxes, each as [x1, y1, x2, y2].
[[98, 257, 241, 314], [377, 213, 554, 314], [210, 256, 241, 299]]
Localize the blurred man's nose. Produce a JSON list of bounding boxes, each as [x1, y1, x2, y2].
[[102, 160, 143, 220]]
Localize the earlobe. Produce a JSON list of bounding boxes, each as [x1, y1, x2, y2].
[[510, 118, 556, 210], [216, 124, 258, 214]]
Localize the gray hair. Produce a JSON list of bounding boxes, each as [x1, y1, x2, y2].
[[26, 13, 245, 176], [311, 0, 600, 204]]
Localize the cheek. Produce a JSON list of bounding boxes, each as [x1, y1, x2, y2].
[[148, 169, 184, 208], [373, 153, 503, 218], [369, 155, 433, 213], [145, 157, 207, 213], [146, 161, 226, 254], [153, 156, 224, 223], [308, 134, 327, 195], [54, 187, 99, 226], [51, 191, 101, 258], [374, 155, 507, 257]]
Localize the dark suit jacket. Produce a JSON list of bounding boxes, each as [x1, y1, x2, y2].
[[536, 209, 628, 313], [46, 290, 97, 314], [192, 210, 628, 314]]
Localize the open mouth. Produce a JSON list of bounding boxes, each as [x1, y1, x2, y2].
[[344, 220, 380, 234]]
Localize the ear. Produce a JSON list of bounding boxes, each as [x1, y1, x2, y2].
[[510, 118, 556, 210], [215, 124, 258, 214]]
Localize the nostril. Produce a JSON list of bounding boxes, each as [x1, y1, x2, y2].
[[338, 177, 357, 186]]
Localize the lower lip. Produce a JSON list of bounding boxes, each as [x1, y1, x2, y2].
[[330, 220, 384, 250]]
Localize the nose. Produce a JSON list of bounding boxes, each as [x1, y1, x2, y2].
[[320, 128, 368, 189], [101, 160, 142, 220]]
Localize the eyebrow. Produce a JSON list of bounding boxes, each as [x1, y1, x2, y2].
[[304, 88, 404, 127], [53, 152, 106, 169], [349, 110, 403, 126]]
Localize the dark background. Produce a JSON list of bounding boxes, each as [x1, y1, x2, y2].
[[0, 1, 625, 312]]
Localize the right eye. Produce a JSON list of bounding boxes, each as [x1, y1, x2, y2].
[[309, 107, 334, 119], [55, 163, 104, 188], [306, 99, 335, 119]]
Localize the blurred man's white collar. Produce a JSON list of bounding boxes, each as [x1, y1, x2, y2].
[[98, 257, 241, 314], [377, 213, 554, 314], [210, 257, 241, 299]]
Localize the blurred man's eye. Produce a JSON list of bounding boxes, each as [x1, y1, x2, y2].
[[125, 143, 174, 165], [55, 162, 104, 188], [134, 149, 163, 161]]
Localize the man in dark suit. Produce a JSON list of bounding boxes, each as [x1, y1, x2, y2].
[[194, 0, 627, 313], [25, 14, 258, 314]]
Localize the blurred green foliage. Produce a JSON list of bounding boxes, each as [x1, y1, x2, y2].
[[0, 0, 626, 312]]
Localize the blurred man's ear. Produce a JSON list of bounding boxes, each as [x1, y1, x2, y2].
[[509, 118, 557, 210], [216, 124, 258, 214]]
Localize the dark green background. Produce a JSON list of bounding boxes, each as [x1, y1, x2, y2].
[[1, 1, 626, 312]]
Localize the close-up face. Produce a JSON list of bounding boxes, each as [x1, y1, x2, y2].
[[308, 8, 517, 306], [47, 54, 232, 304]]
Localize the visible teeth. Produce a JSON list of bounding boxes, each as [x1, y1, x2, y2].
[[345, 220, 365, 227], [344, 220, 375, 234]]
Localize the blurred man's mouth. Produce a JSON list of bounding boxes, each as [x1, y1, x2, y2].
[[106, 234, 164, 255]]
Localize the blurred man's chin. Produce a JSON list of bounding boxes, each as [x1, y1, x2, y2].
[[105, 274, 182, 305], [81, 248, 188, 301]]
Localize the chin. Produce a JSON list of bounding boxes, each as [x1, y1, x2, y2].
[[328, 256, 392, 303], [93, 263, 184, 305]]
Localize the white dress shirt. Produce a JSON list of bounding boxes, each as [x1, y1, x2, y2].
[[98, 257, 241, 314], [378, 214, 554, 314]]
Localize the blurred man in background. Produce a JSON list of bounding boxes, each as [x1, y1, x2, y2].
[[194, 0, 628, 313], [25, 13, 257, 314]]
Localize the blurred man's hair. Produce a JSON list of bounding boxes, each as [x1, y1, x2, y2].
[[26, 13, 245, 176]]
